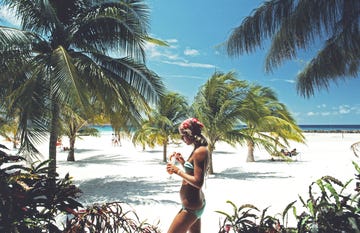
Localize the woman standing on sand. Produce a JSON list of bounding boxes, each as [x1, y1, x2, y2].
[[166, 118, 209, 233]]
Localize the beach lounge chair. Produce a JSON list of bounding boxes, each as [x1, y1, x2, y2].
[[271, 148, 300, 161]]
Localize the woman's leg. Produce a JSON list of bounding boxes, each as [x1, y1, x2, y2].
[[167, 209, 198, 233], [188, 218, 201, 233]]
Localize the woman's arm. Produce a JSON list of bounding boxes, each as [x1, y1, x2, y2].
[[175, 146, 208, 189]]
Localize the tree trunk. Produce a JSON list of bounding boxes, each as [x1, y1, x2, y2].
[[67, 136, 76, 161], [49, 102, 60, 179], [246, 140, 255, 162], [208, 143, 215, 174], [163, 140, 167, 163]]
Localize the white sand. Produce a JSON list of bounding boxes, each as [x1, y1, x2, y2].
[[2, 132, 360, 232]]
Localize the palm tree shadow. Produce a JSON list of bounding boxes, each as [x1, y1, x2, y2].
[[213, 167, 292, 180], [57, 153, 133, 167], [75, 176, 180, 206]]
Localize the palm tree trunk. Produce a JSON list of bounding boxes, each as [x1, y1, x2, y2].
[[208, 143, 215, 174], [246, 140, 255, 162], [67, 136, 76, 161], [49, 102, 60, 179], [163, 141, 167, 163]]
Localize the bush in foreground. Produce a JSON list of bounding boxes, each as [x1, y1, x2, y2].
[[0, 144, 160, 232], [216, 161, 360, 232]]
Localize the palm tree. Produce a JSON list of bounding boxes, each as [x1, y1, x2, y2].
[[60, 104, 102, 162], [0, 0, 164, 180], [132, 92, 189, 162], [192, 71, 249, 174], [193, 71, 305, 173], [239, 84, 305, 162], [226, 0, 359, 97], [0, 114, 20, 149]]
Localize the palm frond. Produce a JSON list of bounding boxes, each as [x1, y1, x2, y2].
[[72, 1, 150, 60], [296, 29, 360, 97]]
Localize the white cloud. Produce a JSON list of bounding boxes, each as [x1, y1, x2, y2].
[[162, 60, 216, 69], [145, 38, 214, 69], [338, 105, 351, 114], [307, 112, 316, 116], [184, 48, 199, 56], [305, 104, 360, 120], [268, 78, 296, 83], [317, 104, 327, 108]]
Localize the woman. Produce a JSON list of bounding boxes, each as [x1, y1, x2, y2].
[[166, 118, 209, 233]]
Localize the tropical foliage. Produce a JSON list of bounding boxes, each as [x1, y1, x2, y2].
[[0, 113, 20, 149], [60, 104, 101, 161], [0, 0, 164, 179], [132, 92, 189, 162], [64, 201, 160, 233], [226, 0, 360, 97], [0, 144, 160, 232], [192, 71, 249, 174], [0, 144, 83, 232], [216, 161, 360, 232], [239, 84, 305, 162], [192, 71, 304, 173]]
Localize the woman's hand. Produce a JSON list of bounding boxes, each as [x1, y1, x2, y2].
[[174, 152, 185, 165], [166, 163, 180, 175]]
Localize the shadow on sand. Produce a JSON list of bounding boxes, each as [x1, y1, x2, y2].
[[76, 176, 180, 206], [213, 167, 293, 180]]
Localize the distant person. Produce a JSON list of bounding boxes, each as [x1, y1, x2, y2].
[[166, 118, 209, 233], [290, 148, 297, 156], [112, 133, 120, 146]]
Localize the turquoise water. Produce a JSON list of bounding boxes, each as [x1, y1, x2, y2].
[[92, 124, 360, 133]]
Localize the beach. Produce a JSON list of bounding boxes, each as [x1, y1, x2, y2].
[[2, 132, 360, 232]]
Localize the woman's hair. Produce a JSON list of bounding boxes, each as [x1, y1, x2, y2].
[[179, 118, 208, 147]]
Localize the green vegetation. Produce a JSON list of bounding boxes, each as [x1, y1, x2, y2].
[[0, 0, 164, 180], [191, 71, 304, 173], [0, 144, 160, 232], [217, 162, 360, 232], [226, 0, 359, 97], [132, 92, 189, 162]]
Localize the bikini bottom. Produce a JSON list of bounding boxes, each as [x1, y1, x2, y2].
[[181, 200, 206, 219]]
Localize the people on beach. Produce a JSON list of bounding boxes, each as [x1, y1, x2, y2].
[[280, 148, 297, 157], [166, 118, 209, 233]]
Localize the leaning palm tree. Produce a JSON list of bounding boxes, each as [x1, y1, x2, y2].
[[132, 92, 189, 162], [239, 84, 305, 162], [226, 0, 359, 97], [0, 0, 164, 180], [192, 71, 249, 174]]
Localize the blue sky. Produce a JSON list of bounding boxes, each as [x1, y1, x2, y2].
[[1, 1, 359, 125], [144, 0, 360, 125]]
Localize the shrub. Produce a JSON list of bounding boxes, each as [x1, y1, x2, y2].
[[216, 161, 360, 232], [0, 144, 160, 232], [0, 143, 83, 232], [64, 201, 160, 233]]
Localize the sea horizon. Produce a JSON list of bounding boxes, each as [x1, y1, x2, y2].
[[92, 124, 360, 133]]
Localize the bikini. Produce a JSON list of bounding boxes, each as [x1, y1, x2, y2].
[[181, 161, 206, 218]]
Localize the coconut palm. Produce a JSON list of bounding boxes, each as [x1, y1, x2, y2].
[[0, 114, 20, 149], [132, 92, 189, 162], [60, 104, 102, 162], [0, 0, 164, 180], [226, 0, 360, 97], [193, 71, 305, 173], [192, 71, 249, 174], [239, 84, 305, 162]]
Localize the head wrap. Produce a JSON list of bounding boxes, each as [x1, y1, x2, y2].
[[179, 118, 204, 136]]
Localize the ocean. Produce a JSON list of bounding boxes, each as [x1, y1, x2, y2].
[[93, 124, 360, 133]]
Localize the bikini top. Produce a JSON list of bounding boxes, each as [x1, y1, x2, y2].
[[184, 161, 194, 173]]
